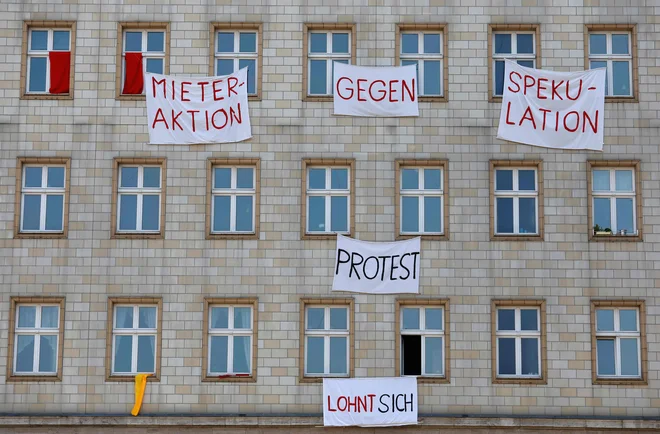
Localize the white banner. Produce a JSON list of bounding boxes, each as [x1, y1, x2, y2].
[[332, 235, 420, 294], [333, 63, 419, 117], [323, 377, 418, 427], [145, 69, 252, 145], [497, 60, 606, 151]]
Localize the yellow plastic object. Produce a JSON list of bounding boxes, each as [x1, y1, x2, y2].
[[130, 374, 149, 416]]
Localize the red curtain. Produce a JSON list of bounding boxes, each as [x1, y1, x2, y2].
[[48, 51, 70, 94], [123, 53, 144, 95]]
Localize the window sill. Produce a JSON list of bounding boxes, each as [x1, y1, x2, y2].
[[491, 234, 543, 242], [14, 232, 67, 240], [6, 374, 61, 382], [202, 374, 256, 383], [492, 377, 546, 385], [605, 96, 638, 103], [419, 96, 447, 103], [489, 96, 503, 103], [303, 95, 333, 102], [397, 233, 447, 241], [116, 94, 146, 101], [417, 376, 450, 384], [593, 378, 647, 386], [302, 233, 349, 240], [112, 232, 164, 240], [206, 232, 258, 240], [106, 374, 159, 383], [21, 93, 73, 101], [590, 233, 642, 242], [299, 375, 349, 384]]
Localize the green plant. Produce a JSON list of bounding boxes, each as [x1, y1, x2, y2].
[[604, 227, 612, 232], [593, 224, 602, 232]]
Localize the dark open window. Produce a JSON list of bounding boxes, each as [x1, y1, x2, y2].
[[401, 335, 421, 376]]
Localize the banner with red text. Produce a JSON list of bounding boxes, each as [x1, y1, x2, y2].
[[497, 60, 605, 151], [333, 63, 419, 117], [146, 69, 251, 145], [323, 377, 418, 427]]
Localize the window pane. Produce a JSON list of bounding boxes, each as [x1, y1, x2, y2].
[[15, 335, 35, 372], [616, 198, 634, 233], [517, 33, 534, 54], [308, 196, 325, 232], [125, 32, 142, 52], [498, 338, 516, 375], [29, 57, 47, 92], [494, 60, 505, 96], [114, 335, 133, 373], [424, 197, 441, 233], [147, 32, 164, 52], [310, 33, 327, 53], [494, 33, 511, 54], [611, 34, 629, 55], [425, 308, 443, 330], [213, 196, 231, 232], [496, 197, 514, 234], [596, 309, 614, 332], [233, 336, 251, 373], [613, 61, 631, 96], [590, 60, 608, 95], [307, 307, 325, 330], [239, 58, 256, 94], [495, 170, 513, 191], [332, 33, 349, 54], [41, 306, 59, 328], [143, 167, 160, 188], [30, 30, 48, 50], [39, 335, 57, 373], [402, 307, 420, 330], [402, 169, 419, 190], [146, 58, 164, 74], [402, 60, 419, 93], [521, 338, 539, 375], [597, 339, 615, 375], [239, 32, 256, 53], [401, 33, 418, 54], [308, 168, 326, 189], [53, 30, 70, 50], [423, 60, 441, 96], [425, 337, 443, 375], [214, 168, 232, 189], [45, 195, 63, 231], [307, 336, 325, 374], [330, 196, 348, 232], [521, 309, 538, 331], [115, 306, 134, 328], [235, 196, 253, 232], [497, 309, 515, 331], [620, 309, 638, 332], [211, 307, 229, 329], [22, 195, 41, 231], [25, 167, 43, 188], [331, 59, 348, 94], [209, 335, 228, 373], [519, 197, 537, 234], [217, 32, 234, 53], [120, 167, 138, 188], [593, 170, 610, 191], [47, 167, 65, 188], [217, 59, 234, 76], [517, 60, 534, 68], [424, 169, 441, 190], [329, 336, 347, 374], [18, 306, 37, 328], [615, 170, 633, 192], [593, 198, 611, 230], [234, 307, 251, 329], [118, 194, 137, 228], [139, 307, 157, 329], [518, 170, 535, 191], [401, 196, 419, 233], [137, 335, 155, 372], [589, 34, 607, 54], [142, 195, 160, 231], [620, 338, 639, 376], [331, 168, 348, 190], [309, 60, 327, 94], [423, 33, 441, 54]]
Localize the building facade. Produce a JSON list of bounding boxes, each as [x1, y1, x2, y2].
[[1, 0, 660, 432]]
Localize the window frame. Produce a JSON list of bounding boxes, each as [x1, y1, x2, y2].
[[7, 297, 65, 382], [20, 164, 67, 233], [488, 24, 540, 101], [585, 24, 637, 101]]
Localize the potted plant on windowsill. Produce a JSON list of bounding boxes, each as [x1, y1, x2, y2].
[[593, 224, 612, 236]]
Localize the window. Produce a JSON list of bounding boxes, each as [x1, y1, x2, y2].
[[492, 300, 546, 384], [302, 159, 354, 238], [210, 164, 257, 235], [107, 298, 161, 380], [300, 298, 353, 381], [489, 25, 539, 98], [396, 300, 449, 382], [396, 161, 447, 237], [7, 297, 65, 380], [212, 24, 261, 97], [118, 24, 168, 96], [112, 158, 166, 239], [491, 161, 544, 240], [202, 298, 258, 381], [22, 21, 75, 97], [591, 301, 646, 384], [397, 25, 446, 98], [304, 24, 355, 98], [587, 27, 635, 98]]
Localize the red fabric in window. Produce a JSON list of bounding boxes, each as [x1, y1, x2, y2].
[[123, 53, 144, 95], [48, 51, 71, 94]]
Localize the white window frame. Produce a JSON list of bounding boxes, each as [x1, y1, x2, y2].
[[111, 304, 158, 375], [307, 30, 351, 96], [26, 28, 71, 94], [400, 306, 445, 377], [595, 307, 642, 378], [492, 31, 536, 97], [207, 305, 253, 375], [495, 307, 541, 378], [13, 304, 60, 375], [116, 165, 162, 233], [592, 168, 637, 234], [399, 167, 443, 235], [121, 29, 166, 96], [305, 166, 350, 234], [214, 29, 259, 96], [588, 31, 633, 97], [304, 305, 350, 377], [494, 167, 539, 235], [399, 31, 443, 97], [20, 164, 66, 233], [211, 166, 256, 233]]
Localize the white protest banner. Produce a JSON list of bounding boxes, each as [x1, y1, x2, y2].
[[333, 63, 419, 117], [333, 234, 420, 294], [146, 69, 252, 145], [323, 377, 418, 427], [497, 60, 606, 151]]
